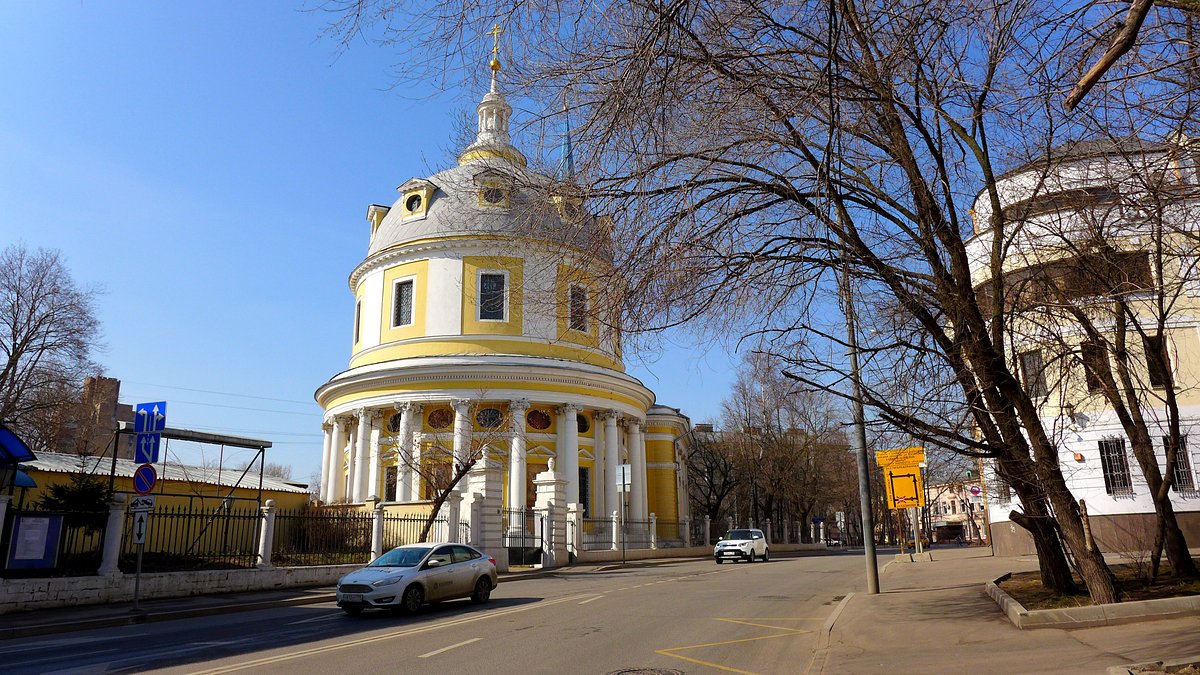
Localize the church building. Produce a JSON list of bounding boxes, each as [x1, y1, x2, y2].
[[314, 36, 691, 536]]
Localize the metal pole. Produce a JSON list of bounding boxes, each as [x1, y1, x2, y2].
[[132, 542, 143, 612], [844, 264, 880, 593]]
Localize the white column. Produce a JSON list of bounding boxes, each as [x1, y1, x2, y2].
[[557, 404, 580, 505], [411, 431, 425, 500], [396, 402, 419, 502], [603, 411, 619, 521], [353, 408, 371, 502], [508, 399, 530, 510], [366, 412, 382, 500], [452, 398, 472, 492], [319, 422, 333, 502], [593, 415, 606, 517], [330, 416, 348, 502], [629, 420, 647, 521]]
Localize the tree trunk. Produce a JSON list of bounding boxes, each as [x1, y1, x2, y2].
[[1009, 510, 1077, 594]]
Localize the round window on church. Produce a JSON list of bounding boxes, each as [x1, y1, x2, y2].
[[526, 409, 551, 430], [476, 407, 503, 429], [405, 194, 423, 212], [387, 413, 403, 433], [483, 187, 506, 204], [427, 408, 453, 430], [577, 414, 590, 434]]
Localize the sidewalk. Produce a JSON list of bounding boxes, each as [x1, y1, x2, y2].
[[814, 547, 1200, 674]]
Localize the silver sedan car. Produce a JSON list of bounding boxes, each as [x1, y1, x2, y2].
[[336, 542, 498, 615]]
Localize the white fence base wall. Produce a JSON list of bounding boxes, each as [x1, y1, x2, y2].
[[574, 542, 825, 563], [0, 564, 361, 615]]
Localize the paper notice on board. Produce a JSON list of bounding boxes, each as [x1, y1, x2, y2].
[[15, 517, 50, 560]]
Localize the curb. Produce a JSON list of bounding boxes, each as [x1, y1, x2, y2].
[[817, 592, 854, 650], [986, 573, 1200, 629], [1106, 655, 1200, 675]]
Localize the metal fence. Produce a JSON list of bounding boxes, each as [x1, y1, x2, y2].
[[502, 507, 541, 565], [690, 519, 713, 546], [655, 519, 683, 546], [578, 517, 613, 551], [273, 508, 373, 566], [122, 504, 261, 572], [622, 519, 653, 548]]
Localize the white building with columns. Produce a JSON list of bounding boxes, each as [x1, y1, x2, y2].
[[313, 55, 691, 536]]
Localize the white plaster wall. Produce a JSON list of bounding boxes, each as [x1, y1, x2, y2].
[[426, 255, 463, 336], [358, 267, 384, 350]]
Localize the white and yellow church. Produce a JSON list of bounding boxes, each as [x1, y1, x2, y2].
[[314, 40, 691, 536]]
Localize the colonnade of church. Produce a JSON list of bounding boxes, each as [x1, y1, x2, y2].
[[318, 398, 651, 521]]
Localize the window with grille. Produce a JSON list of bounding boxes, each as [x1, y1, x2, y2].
[[1020, 350, 1048, 398], [384, 465, 398, 502], [569, 285, 588, 332], [1098, 439, 1133, 495], [1143, 334, 1170, 389], [1082, 341, 1108, 393], [393, 279, 414, 327], [1163, 435, 1195, 492], [480, 273, 506, 320]]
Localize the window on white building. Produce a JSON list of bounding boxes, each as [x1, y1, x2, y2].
[[1163, 435, 1195, 492], [393, 279, 414, 327], [569, 285, 588, 332], [479, 272, 506, 321], [1098, 438, 1133, 495], [1082, 341, 1108, 394], [354, 300, 362, 343], [1020, 350, 1048, 398]]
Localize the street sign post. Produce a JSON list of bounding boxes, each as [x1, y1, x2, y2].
[[129, 495, 155, 513], [616, 463, 632, 566], [617, 463, 631, 493], [134, 402, 166, 464]]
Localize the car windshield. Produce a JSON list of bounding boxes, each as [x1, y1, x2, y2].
[[368, 547, 430, 568], [726, 529, 755, 540]]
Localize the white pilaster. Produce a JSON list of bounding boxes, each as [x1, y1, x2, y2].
[[508, 399, 530, 510], [353, 408, 371, 502], [602, 411, 619, 521], [452, 398, 473, 492], [396, 402, 420, 502], [319, 422, 333, 502], [366, 411, 381, 500], [630, 420, 646, 521], [558, 404, 580, 505], [330, 416, 348, 502]]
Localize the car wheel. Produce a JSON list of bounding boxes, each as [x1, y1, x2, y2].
[[471, 577, 492, 604], [342, 606, 363, 616], [763, 549, 769, 562], [401, 584, 424, 613], [748, 551, 755, 563], [715, 558, 723, 564]]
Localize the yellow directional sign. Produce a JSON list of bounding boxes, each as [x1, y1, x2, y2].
[[877, 447, 926, 510]]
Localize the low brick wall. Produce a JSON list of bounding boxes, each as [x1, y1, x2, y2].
[[0, 565, 360, 615]]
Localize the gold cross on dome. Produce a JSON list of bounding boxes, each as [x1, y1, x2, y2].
[[487, 23, 504, 55]]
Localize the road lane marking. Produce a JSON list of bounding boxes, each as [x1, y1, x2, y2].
[[418, 637, 481, 658], [186, 593, 597, 674], [578, 595, 603, 605], [656, 617, 813, 675], [287, 613, 342, 625]]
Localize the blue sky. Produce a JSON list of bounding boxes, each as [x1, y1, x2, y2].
[[0, 3, 737, 484]]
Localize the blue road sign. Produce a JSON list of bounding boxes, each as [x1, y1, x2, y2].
[[135, 432, 161, 464], [133, 463, 158, 495], [134, 402, 167, 433]]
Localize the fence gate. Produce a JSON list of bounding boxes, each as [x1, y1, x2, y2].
[[502, 507, 542, 566]]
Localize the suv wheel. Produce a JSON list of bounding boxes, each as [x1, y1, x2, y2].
[[748, 551, 756, 563], [471, 577, 492, 604], [763, 548, 770, 562]]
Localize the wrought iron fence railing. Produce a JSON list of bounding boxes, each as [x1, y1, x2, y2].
[[120, 504, 262, 572], [622, 519, 653, 549], [578, 517, 613, 551], [273, 509, 372, 566]]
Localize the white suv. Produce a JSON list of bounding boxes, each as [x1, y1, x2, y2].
[[714, 528, 769, 563]]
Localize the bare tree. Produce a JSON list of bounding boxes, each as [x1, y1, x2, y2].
[[0, 245, 102, 451]]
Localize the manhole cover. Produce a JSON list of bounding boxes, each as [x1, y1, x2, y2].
[[607, 670, 685, 675]]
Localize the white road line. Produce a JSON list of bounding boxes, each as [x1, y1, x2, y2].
[[418, 637, 481, 658], [287, 613, 342, 625], [578, 595, 603, 605]]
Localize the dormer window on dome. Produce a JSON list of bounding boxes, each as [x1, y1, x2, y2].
[[398, 178, 436, 220], [474, 169, 513, 209]]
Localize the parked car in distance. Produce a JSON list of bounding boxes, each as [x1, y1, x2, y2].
[[714, 528, 769, 563], [336, 542, 498, 615]]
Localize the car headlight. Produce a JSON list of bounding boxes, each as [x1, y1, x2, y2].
[[372, 575, 405, 587]]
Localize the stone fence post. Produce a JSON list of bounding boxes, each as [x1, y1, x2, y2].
[[444, 492, 462, 543], [369, 499, 384, 561], [98, 494, 126, 576], [649, 513, 657, 550], [765, 518, 772, 545], [257, 499, 277, 569], [611, 510, 620, 551], [704, 515, 711, 547], [680, 515, 690, 547], [726, 516, 734, 535], [566, 504, 582, 557]]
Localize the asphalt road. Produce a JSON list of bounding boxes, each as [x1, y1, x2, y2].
[[3, 551, 877, 675]]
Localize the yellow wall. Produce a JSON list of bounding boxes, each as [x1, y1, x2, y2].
[[462, 256, 524, 336], [378, 259, 429, 345], [556, 264, 601, 349]]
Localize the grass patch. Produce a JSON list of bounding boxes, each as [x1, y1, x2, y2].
[[1000, 557, 1200, 610]]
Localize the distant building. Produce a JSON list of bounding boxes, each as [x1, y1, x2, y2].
[[966, 138, 1200, 555], [926, 480, 987, 543], [45, 376, 135, 460]]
